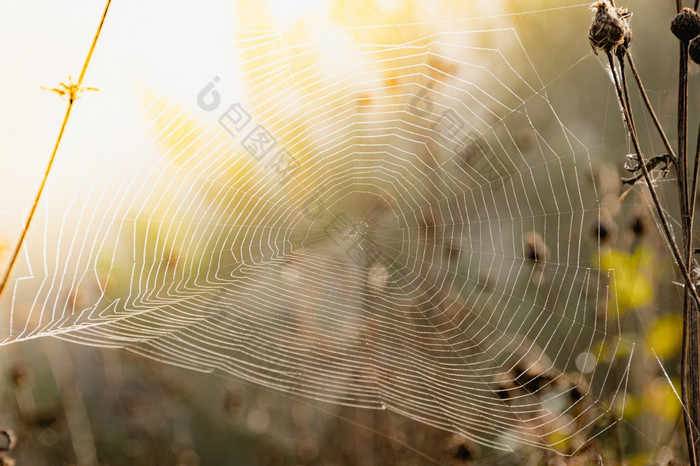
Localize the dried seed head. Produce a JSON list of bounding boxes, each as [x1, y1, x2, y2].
[[690, 36, 700, 64], [0, 429, 15, 453], [671, 8, 700, 43], [592, 211, 617, 244], [512, 361, 555, 393], [630, 206, 652, 237], [493, 373, 517, 400], [442, 435, 480, 461], [589, 1, 631, 55], [615, 27, 633, 58], [630, 216, 645, 236]]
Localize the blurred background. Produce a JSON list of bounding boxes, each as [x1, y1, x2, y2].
[[0, 0, 697, 464]]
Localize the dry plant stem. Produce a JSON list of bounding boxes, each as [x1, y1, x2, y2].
[[0, 0, 112, 301], [614, 48, 700, 458], [627, 38, 700, 461], [679, 42, 690, 221], [690, 123, 700, 216], [618, 56, 635, 134], [688, 170, 700, 457], [691, 290, 700, 454], [678, 38, 700, 453], [689, 127, 700, 422], [0, 105, 74, 301], [682, 294, 699, 466], [690, 128, 700, 403], [607, 52, 700, 309], [616, 48, 700, 459], [626, 55, 678, 162], [682, 296, 700, 462], [77, 2, 111, 88], [620, 154, 672, 185]]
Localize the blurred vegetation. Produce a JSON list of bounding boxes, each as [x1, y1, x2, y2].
[[1, 0, 699, 464]]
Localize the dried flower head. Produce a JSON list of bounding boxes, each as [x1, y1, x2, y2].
[[589, 1, 632, 55], [592, 210, 617, 244], [630, 205, 652, 237], [615, 26, 633, 58], [671, 8, 700, 43], [690, 36, 700, 64]]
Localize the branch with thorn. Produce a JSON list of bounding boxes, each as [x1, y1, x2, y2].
[[40, 76, 98, 103]]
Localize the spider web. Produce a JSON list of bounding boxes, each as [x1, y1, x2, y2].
[[0, 0, 651, 454]]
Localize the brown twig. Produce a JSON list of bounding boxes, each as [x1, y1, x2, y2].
[[0, 0, 112, 301], [614, 51, 700, 459], [611, 55, 700, 461], [618, 53, 635, 134], [682, 293, 699, 466], [620, 154, 673, 185], [625, 38, 700, 462], [598, 3, 700, 462], [679, 42, 690, 221], [690, 126, 700, 453], [691, 123, 700, 234], [673, 13, 700, 458]]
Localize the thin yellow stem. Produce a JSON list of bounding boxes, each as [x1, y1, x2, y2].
[[0, 0, 112, 301]]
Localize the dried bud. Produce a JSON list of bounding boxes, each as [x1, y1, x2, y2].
[[589, 2, 631, 55], [690, 36, 700, 64], [671, 8, 700, 43]]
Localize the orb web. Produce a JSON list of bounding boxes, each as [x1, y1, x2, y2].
[[0, 4, 637, 454]]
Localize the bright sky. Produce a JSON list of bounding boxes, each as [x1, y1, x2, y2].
[[0, 0, 238, 242], [0, 0, 501, 252]]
